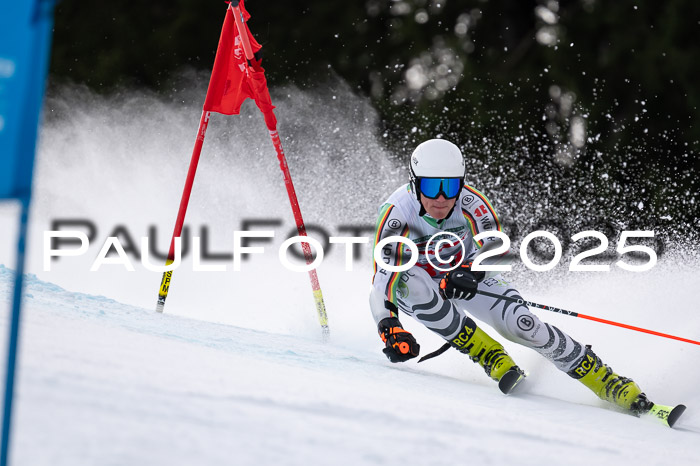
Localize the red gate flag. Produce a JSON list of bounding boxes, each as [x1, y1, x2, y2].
[[157, 0, 330, 334], [203, 1, 277, 130]]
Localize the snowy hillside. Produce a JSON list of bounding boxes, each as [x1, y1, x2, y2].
[[1, 83, 699, 465]]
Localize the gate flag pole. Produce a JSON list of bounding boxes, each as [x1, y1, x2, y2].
[[230, 1, 329, 335], [156, 1, 330, 336], [155, 110, 211, 312]]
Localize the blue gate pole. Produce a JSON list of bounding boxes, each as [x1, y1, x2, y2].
[[1, 196, 31, 466]]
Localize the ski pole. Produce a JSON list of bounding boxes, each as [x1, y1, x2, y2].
[[475, 289, 700, 346]]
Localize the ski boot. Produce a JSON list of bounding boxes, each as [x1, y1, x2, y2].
[[567, 345, 650, 414], [450, 317, 525, 394], [568, 346, 687, 427]]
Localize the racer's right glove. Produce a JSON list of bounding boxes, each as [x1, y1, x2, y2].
[[378, 317, 420, 363]]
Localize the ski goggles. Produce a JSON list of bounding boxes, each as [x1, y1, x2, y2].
[[418, 177, 463, 199]]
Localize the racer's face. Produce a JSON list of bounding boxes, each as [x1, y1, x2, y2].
[[420, 193, 456, 220]]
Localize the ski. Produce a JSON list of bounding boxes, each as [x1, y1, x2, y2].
[[498, 368, 526, 395], [646, 403, 686, 428]]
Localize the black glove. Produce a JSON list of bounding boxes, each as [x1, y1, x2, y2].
[[439, 261, 485, 300], [378, 317, 420, 363]]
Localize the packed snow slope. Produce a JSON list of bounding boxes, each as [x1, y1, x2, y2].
[[0, 79, 699, 465], [1, 265, 700, 466]]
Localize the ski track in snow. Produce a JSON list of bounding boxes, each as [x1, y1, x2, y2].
[[1, 266, 699, 466]]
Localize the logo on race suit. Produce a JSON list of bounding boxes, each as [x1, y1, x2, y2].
[[397, 281, 409, 299], [517, 315, 535, 331], [483, 277, 508, 287], [474, 205, 488, 217], [388, 219, 402, 230], [480, 216, 493, 231], [462, 195, 475, 205]]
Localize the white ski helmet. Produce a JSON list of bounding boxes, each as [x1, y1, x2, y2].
[[409, 139, 466, 199]]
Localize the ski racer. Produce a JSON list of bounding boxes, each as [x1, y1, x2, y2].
[[370, 138, 656, 415]]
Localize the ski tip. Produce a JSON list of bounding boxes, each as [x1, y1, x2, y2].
[[498, 368, 526, 395], [667, 404, 686, 428], [648, 403, 687, 428]]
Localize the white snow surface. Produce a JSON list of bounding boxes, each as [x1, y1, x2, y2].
[[1, 264, 700, 466], [0, 83, 699, 464]]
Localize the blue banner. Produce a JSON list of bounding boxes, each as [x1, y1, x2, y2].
[[0, 0, 55, 200], [0, 2, 55, 465]]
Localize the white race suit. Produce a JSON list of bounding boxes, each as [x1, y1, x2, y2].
[[369, 183, 586, 373]]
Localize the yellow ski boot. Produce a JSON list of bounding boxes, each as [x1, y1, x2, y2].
[[568, 346, 652, 414], [450, 317, 525, 393]]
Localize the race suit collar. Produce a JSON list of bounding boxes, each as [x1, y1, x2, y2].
[[419, 207, 455, 228]]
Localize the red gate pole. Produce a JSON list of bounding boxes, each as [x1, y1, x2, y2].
[[156, 110, 211, 313], [232, 3, 330, 336]]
